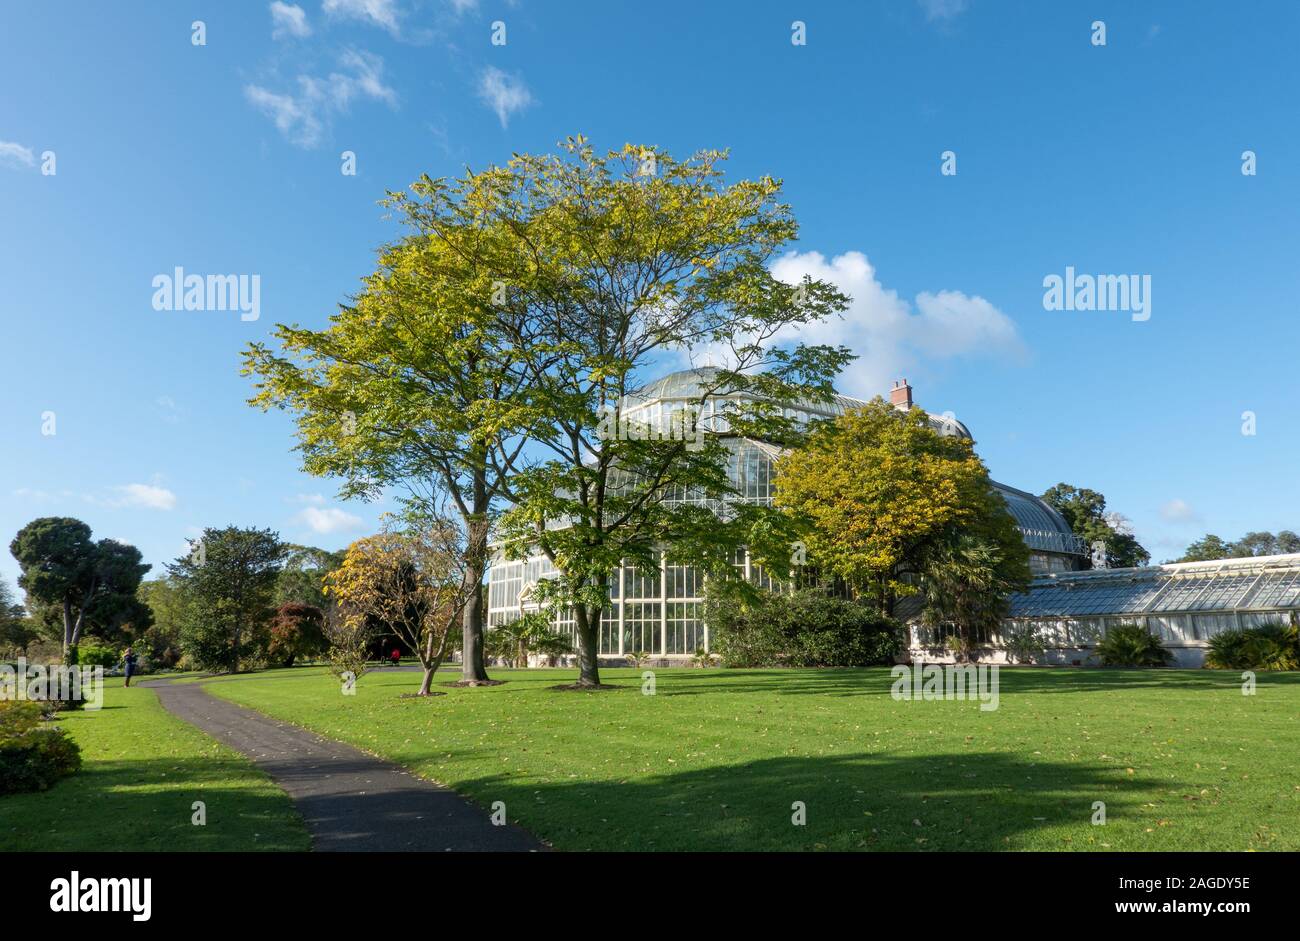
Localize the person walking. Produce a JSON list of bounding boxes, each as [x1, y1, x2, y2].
[[122, 647, 138, 687]]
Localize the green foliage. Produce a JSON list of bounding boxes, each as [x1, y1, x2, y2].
[[478, 137, 854, 686], [1002, 622, 1046, 664], [1040, 484, 1149, 568], [485, 612, 572, 667], [168, 527, 286, 673], [1178, 531, 1300, 563], [274, 546, 344, 610], [920, 533, 1030, 660], [1205, 622, 1299, 671], [690, 647, 718, 668], [1095, 623, 1173, 667], [9, 518, 151, 660], [136, 577, 186, 668], [777, 401, 1030, 618], [1177, 534, 1235, 563], [0, 700, 82, 794], [73, 643, 119, 669], [706, 585, 901, 668], [0, 581, 39, 657]]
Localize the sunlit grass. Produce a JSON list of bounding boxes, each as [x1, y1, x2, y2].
[[203, 664, 1300, 851], [0, 678, 309, 852]]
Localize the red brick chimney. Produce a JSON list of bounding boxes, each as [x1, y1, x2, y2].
[[890, 378, 913, 410]]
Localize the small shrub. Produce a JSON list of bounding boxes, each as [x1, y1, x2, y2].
[[944, 633, 966, 661], [708, 586, 902, 668], [625, 650, 652, 668], [690, 647, 717, 669], [1206, 622, 1299, 671], [322, 603, 373, 682], [1095, 623, 1173, 667], [486, 613, 571, 667], [74, 643, 119, 669], [1002, 622, 1046, 664], [0, 700, 82, 794]]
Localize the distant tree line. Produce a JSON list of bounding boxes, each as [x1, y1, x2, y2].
[[1175, 530, 1300, 563]]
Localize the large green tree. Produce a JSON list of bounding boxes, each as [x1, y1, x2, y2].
[[274, 545, 344, 610], [776, 400, 1028, 616], [9, 517, 151, 662], [167, 526, 286, 673], [243, 178, 542, 685], [1176, 534, 1235, 563], [1040, 483, 1150, 568], [136, 576, 189, 667], [489, 138, 853, 688]]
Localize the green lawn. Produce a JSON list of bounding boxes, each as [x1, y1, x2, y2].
[[0, 679, 309, 852], [202, 664, 1300, 852]]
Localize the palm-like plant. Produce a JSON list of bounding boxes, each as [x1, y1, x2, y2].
[[1207, 622, 1298, 670], [1095, 623, 1173, 667], [920, 537, 1008, 662], [485, 612, 571, 668]]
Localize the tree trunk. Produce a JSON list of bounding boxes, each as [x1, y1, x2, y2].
[[70, 602, 87, 652], [460, 499, 491, 683], [62, 599, 74, 664], [574, 604, 601, 687], [460, 578, 489, 682], [418, 627, 452, 696]]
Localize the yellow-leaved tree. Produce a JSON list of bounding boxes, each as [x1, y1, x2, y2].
[[324, 514, 470, 696], [775, 399, 1029, 620]]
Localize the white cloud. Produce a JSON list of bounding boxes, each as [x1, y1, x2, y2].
[[13, 488, 59, 502], [270, 2, 311, 39], [448, 0, 479, 13], [110, 484, 178, 511], [245, 49, 396, 147], [918, 0, 969, 21], [323, 0, 400, 34], [753, 250, 1025, 399], [0, 141, 36, 169], [477, 66, 533, 128], [291, 493, 328, 505], [1160, 499, 1198, 523], [295, 505, 364, 534], [245, 86, 322, 146], [155, 395, 184, 424]]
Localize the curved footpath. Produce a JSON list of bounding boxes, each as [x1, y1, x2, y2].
[[140, 676, 542, 852]]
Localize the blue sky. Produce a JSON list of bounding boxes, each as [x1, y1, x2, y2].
[[2, 0, 1298, 594]]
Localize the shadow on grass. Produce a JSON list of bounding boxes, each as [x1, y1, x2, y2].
[[437, 748, 1171, 852], [651, 666, 1300, 698], [0, 755, 309, 852]]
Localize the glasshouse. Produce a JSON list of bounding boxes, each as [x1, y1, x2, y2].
[[908, 553, 1300, 668], [486, 367, 1089, 662]]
